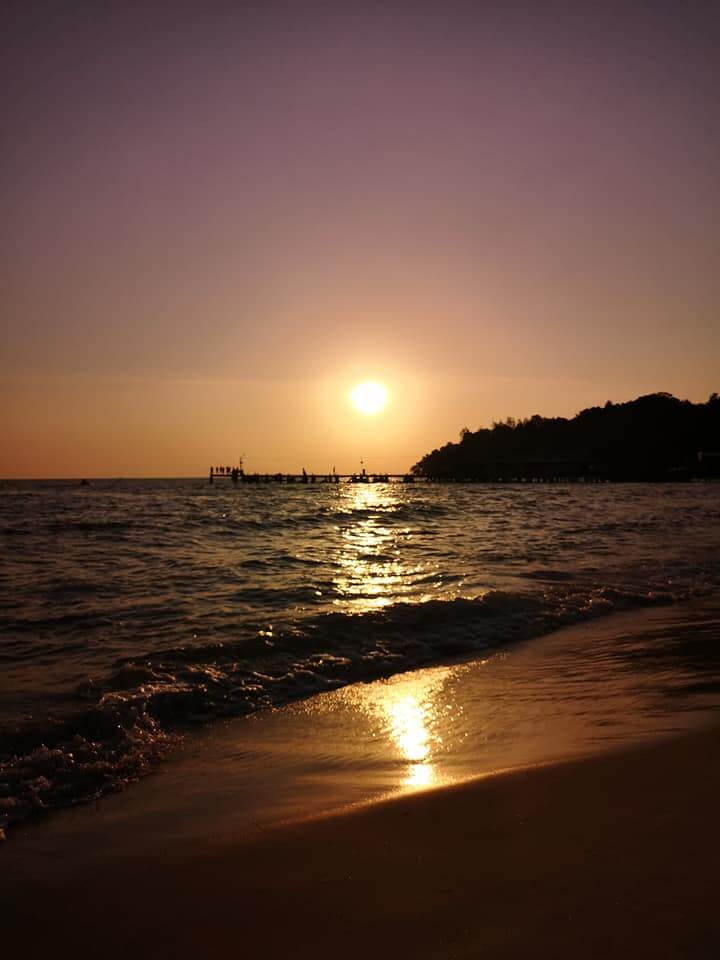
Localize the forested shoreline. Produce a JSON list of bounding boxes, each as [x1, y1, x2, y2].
[[412, 393, 720, 481]]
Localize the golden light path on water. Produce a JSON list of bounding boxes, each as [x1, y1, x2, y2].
[[324, 484, 467, 789], [239, 480, 720, 815], [332, 483, 430, 612]]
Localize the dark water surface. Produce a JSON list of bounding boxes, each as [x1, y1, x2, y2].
[[2, 479, 719, 833]]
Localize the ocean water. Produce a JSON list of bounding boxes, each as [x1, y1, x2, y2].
[[2, 479, 720, 834]]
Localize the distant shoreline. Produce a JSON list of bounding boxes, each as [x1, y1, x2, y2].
[[2, 475, 720, 484]]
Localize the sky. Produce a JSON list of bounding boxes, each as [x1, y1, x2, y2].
[[3, 0, 719, 477]]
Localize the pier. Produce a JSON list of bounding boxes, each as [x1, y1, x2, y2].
[[209, 467, 416, 484]]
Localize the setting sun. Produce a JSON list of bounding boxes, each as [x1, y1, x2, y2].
[[349, 380, 388, 415]]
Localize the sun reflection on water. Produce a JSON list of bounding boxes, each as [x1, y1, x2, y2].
[[333, 483, 425, 613], [326, 485, 465, 790]]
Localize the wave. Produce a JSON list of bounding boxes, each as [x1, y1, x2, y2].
[[0, 582, 684, 836], [15, 497, 452, 542]]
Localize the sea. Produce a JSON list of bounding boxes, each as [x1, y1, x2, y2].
[[2, 478, 720, 838]]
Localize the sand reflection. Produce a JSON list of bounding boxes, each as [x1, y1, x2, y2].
[[355, 666, 459, 789]]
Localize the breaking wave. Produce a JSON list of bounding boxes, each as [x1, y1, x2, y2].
[[0, 583, 687, 834], [2, 477, 720, 836]]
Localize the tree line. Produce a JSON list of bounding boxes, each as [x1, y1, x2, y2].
[[412, 392, 720, 481]]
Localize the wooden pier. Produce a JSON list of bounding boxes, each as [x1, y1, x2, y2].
[[209, 467, 416, 484]]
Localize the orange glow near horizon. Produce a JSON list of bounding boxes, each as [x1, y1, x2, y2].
[[3, 4, 718, 478]]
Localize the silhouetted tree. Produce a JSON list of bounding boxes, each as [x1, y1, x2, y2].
[[412, 392, 720, 481]]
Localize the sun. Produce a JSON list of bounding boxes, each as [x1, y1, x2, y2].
[[350, 380, 388, 415]]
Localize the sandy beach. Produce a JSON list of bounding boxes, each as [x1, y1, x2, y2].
[[4, 720, 719, 959]]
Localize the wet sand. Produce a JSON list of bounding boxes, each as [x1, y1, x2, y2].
[[5, 722, 719, 959]]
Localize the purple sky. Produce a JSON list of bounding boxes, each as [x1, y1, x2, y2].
[[3, 1, 719, 476]]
